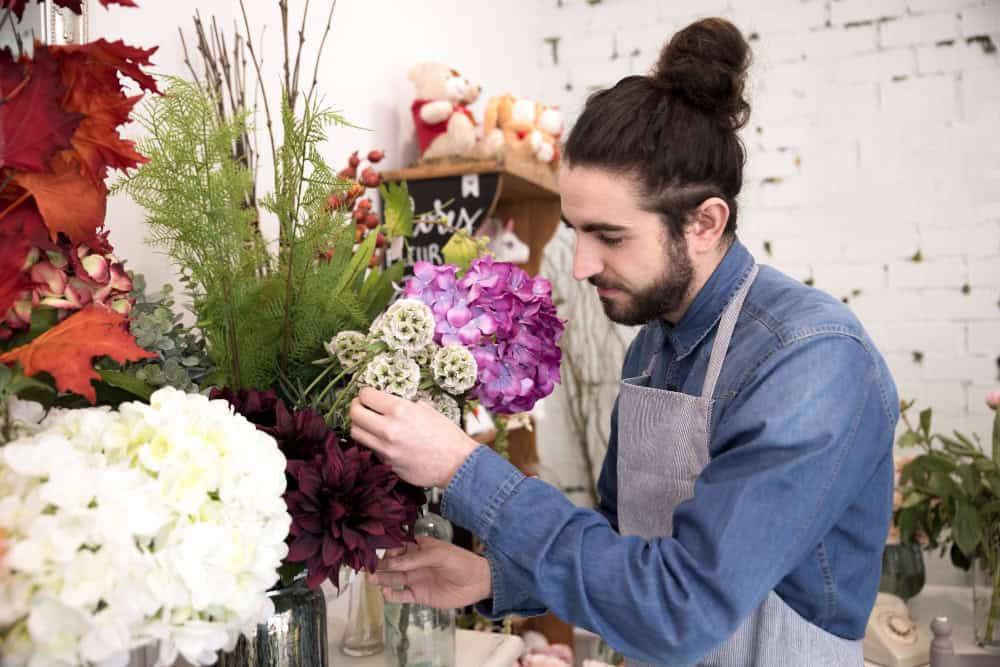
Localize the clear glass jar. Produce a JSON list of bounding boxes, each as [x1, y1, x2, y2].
[[384, 492, 456, 667], [341, 570, 385, 657]]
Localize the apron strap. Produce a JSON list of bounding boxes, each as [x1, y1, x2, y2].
[[700, 264, 759, 400]]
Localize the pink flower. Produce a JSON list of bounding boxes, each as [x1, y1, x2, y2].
[[986, 390, 1000, 410]]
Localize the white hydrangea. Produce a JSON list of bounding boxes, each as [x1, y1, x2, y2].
[[362, 352, 421, 400], [377, 298, 435, 354], [324, 330, 368, 369], [0, 387, 291, 667], [431, 344, 478, 394]]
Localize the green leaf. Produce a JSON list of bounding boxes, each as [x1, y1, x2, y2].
[[921, 453, 957, 474], [897, 507, 917, 543], [919, 408, 932, 436], [442, 230, 482, 271], [982, 499, 1000, 515], [952, 502, 982, 557], [97, 370, 154, 402], [927, 471, 961, 500], [380, 181, 414, 240], [897, 430, 922, 448], [956, 463, 981, 497], [901, 491, 927, 508], [951, 541, 973, 571]]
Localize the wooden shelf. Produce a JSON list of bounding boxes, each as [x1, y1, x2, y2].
[[382, 146, 560, 200]]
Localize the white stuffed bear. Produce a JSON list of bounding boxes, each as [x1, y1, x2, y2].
[[408, 62, 482, 161]]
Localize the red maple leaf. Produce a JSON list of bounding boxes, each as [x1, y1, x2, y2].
[[53, 42, 154, 182], [0, 202, 46, 317], [13, 149, 106, 243], [0, 304, 156, 403], [52, 39, 159, 96], [0, 47, 83, 173]]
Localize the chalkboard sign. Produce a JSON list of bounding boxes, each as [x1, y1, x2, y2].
[[382, 172, 500, 272]]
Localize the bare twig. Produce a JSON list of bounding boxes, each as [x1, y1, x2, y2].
[[239, 0, 278, 182], [0, 6, 16, 38], [178, 28, 204, 91], [305, 0, 336, 110], [289, 0, 310, 109], [279, 0, 290, 104]]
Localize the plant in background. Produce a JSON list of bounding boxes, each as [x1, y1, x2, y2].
[[894, 394, 1000, 644]]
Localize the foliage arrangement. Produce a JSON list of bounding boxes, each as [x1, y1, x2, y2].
[[0, 0, 160, 408], [894, 394, 1000, 642]]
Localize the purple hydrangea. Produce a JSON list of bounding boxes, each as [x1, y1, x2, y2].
[[401, 257, 564, 414]]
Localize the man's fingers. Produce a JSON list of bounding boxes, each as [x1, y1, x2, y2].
[[380, 585, 416, 604], [371, 571, 408, 587], [358, 387, 404, 415], [379, 537, 447, 572], [349, 399, 387, 440], [349, 422, 387, 457]]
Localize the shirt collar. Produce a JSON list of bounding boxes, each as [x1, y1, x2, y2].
[[658, 239, 755, 361]]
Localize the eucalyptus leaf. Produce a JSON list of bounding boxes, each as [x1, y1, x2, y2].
[[897, 430, 922, 448], [919, 408, 932, 436]]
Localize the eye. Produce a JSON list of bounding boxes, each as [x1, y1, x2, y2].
[[598, 235, 624, 247]]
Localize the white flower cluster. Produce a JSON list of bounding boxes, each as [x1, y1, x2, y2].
[[327, 299, 479, 424], [376, 298, 436, 353], [362, 352, 422, 400], [326, 330, 368, 369], [0, 387, 291, 667], [431, 344, 478, 394]]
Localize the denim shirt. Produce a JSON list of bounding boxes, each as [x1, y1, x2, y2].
[[441, 239, 899, 665]]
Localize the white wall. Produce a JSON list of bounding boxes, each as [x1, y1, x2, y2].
[[89, 0, 541, 294]]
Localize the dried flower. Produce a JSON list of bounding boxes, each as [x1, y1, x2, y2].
[[361, 352, 420, 400], [326, 330, 368, 369], [377, 298, 436, 353], [986, 390, 1000, 410], [431, 393, 461, 424], [431, 344, 477, 394]]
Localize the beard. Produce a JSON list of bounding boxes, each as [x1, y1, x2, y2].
[[590, 234, 694, 326]]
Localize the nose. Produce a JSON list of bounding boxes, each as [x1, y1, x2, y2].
[[572, 236, 602, 282]]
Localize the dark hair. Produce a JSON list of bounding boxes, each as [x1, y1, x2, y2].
[[563, 17, 751, 239]]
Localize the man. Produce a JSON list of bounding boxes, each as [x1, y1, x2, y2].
[[350, 17, 897, 666]]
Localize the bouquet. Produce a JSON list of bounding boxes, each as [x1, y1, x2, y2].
[[0, 388, 291, 666]]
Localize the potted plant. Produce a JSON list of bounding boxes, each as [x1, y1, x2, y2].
[[893, 392, 1000, 651]]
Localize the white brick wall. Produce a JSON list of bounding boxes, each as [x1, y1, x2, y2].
[[534, 0, 1000, 511]]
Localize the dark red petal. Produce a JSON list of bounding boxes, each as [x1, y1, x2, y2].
[[287, 533, 321, 562]]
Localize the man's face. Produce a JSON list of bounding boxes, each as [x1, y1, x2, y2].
[[559, 165, 694, 326]]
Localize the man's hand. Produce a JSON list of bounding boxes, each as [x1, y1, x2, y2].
[[350, 387, 478, 488], [373, 536, 492, 608]]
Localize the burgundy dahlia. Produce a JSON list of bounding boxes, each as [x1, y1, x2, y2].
[[212, 387, 425, 589]]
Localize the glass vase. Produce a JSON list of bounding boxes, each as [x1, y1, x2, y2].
[[341, 571, 385, 657], [384, 495, 456, 667], [973, 549, 1000, 652], [879, 542, 925, 602], [217, 577, 327, 667]]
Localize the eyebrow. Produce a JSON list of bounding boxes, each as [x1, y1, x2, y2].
[[560, 216, 627, 234]]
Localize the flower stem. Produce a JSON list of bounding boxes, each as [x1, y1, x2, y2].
[[986, 554, 1000, 643]]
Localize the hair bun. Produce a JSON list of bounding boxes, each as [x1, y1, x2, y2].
[[653, 17, 751, 131]]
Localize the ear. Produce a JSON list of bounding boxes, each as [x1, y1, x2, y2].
[[685, 197, 729, 256], [504, 218, 515, 232]]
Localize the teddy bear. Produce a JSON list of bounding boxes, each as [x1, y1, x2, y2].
[[480, 94, 564, 167], [407, 62, 482, 161]]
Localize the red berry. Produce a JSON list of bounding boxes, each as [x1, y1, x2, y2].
[[327, 194, 342, 210], [353, 208, 366, 223], [365, 212, 380, 229], [355, 227, 364, 243], [349, 183, 365, 198], [367, 149, 385, 163], [357, 198, 372, 211], [361, 168, 381, 188], [348, 151, 361, 168], [375, 232, 386, 248], [339, 166, 357, 179], [368, 252, 381, 268]]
